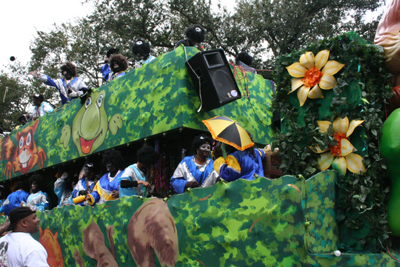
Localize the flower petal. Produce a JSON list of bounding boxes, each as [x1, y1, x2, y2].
[[333, 117, 349, 134], [318, 152, 334, 171], [315, 50, 330, 70], [310, 144, 329, 154], [340, 139, 356, 157], [317, 121, 331, 133], [297, 86, 310, 107], [319, 74, 337, 89], [308, 85, 324, 99], [345, 153, 366, 174], [332, 157, 347, 176], [322, 60, 345, 75], [300, 52, 315, 69], [346, 120, 364, 137], [287, 63, 307, 78], [288, 78, 304, 94]]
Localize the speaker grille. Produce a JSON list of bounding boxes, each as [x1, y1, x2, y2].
[[212, 69, 240, 102]]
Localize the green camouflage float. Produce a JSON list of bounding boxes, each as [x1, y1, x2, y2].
[[0, 46, 274, 181], [0, 171, 396, 266]]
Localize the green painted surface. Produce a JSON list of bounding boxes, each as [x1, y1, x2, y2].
[[0, 46, 274, 181], [0, 171, 396, 266]]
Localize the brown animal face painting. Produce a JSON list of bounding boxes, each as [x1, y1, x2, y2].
[[1, 120, 47, 178]]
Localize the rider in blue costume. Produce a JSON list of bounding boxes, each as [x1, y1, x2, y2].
[[30, 62, 89, 105], [171, 135, 219, 194], [100, 48, 119, 82], [71, 162, 96, 206], [131, 38, 156, 69], [0, 182, 29, 215], [54, 171, 74, 207], [87, 150, 125, 205], [0, 186, 6, 209], [213, 142, 265, 182], [100, 49, 128, 82], [119, 146, 158, 198], [23, 174, 51, 211]]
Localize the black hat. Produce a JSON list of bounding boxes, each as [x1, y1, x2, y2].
[[106, 48, 119, 58], [85, 162, 95, 172], [32, 94, 44, 101], [7, 207, 36, 231]]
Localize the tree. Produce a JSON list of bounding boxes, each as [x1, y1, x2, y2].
[[28, 0, 384, 89], [235, 0, 384, 58], [0, 64, 32, 131]]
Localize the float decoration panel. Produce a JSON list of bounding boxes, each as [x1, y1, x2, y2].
[[1, 171, 396, 266], [0, 46, 274, 181]]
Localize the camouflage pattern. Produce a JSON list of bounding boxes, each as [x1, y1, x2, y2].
[[0, 170, 397, 266], [273, 32, 392, 251], [0, 46, 274, 181]]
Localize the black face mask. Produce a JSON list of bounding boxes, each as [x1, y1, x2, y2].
[[31, 181, 39, 193], [106, 163, 117, 174], [112, 63, 122, 72], [197, 143, 211, 158]]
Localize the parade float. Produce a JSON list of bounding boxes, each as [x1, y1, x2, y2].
[[2, 2, 400, 266]]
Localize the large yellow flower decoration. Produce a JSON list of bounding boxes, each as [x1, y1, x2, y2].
[[312, 116, 365, 176], [286, 50, 345, 107]]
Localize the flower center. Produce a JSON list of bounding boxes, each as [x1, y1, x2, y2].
[[301, 67, 323, 88], [330, 133, 347, 157]]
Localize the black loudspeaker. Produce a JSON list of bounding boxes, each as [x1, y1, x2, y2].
[[186, 49, 241, 111]]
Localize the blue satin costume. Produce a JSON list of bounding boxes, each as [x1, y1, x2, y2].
[[171, 156, 219, 194], [88, 171, 123, 205], [214, 149, 265, 182], [0, 190, 29, 215]]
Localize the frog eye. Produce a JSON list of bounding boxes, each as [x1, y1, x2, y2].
[[26, 133, 31, 146], [195, 27, 201, 32], [85, 97, 92, 108], [97, 95, 103, 108], [19, 136, 24, 149]]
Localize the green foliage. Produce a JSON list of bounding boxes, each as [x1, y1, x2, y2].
[[272, 32, 392, 252], [0, 62, 55, 131], [0, 73, 28, 131], [237, 0, 383, 57]]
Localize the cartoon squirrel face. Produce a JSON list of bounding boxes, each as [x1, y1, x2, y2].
[[15, 121, 40, 173], [1, 119, 47, 178], [17, 131, 34, 171]]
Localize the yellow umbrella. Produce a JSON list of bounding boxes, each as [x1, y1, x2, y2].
[[202, 116, 254, 151]]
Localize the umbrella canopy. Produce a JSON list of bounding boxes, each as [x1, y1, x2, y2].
[[202, 116, 254, 151]]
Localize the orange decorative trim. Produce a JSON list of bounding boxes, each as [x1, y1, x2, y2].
[[249, 218, 261, 233], [287, 184, 301, 195], [197, 260, 206, 267], [199, 194, 212, 201]]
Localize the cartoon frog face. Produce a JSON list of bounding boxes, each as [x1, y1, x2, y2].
[[72, 90, 108, 155]]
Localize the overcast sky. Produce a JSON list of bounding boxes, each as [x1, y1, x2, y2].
[[0, 0, 94, 68], [0, 0, 385, 71]]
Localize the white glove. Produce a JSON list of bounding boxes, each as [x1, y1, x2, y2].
[[264, 144, 279, 156], [134, 62, 141, 69], [61, 172, 68, 179], [69, 91, 78, 98], [29, 70, 40, 78]]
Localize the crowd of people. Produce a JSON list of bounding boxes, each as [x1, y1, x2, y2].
[[0, 24, 265, 266], [0, 132, 277, 217], [0, 34, 264, 215]]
